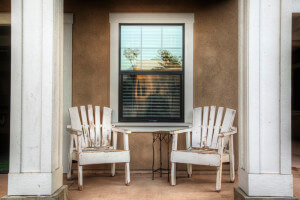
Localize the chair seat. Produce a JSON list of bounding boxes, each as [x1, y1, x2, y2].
[[78, 150, 130, 165], [171, 150, 221, 166]]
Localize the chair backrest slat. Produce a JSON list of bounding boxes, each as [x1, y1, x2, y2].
[[201, 106, 209, 147], [80, 106, 89, 148], [69, 107, 84, 149], [206, 106, 216, 147], [95, 106, 101, 147], [102, 107, 112, 147], [69, 107, 82, 132], [210, 107, 224, 149], [87, 105, 96, 147], [221, 108, 236, 147], [192, 107, 202, 148]]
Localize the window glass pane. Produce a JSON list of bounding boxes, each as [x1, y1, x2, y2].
[[121, 74, 182, 121], [121, 48, 141, 70], [142, 26, 161, 48], [120, 25, 183, 71], [121, 26, 141, 48], [162, 26, 183, 48]]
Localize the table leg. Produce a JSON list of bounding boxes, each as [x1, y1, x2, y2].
[[167, 134, 170, 182], [160, 133, 162, 177], [152, 132, 155, 180]]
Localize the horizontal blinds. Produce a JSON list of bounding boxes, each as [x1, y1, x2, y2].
[[120, 25, 183, 71], [121, 74, 182, 121]]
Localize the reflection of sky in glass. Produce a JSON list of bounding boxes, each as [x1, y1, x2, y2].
[[120, 25, 183, 71]]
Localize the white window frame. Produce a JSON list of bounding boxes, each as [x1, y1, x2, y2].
[[109, 13, 194, 125]]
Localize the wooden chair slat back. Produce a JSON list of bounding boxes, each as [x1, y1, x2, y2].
[[191, 106, 236, 150], [80, 106, 90, 148], [69, 107, 82, 132], [201, 106, 209, 147], [192, 107, 202, 148], [87, 105, 96, 147], [102, 107, 112, 147], [210, 107, 224, 149], [95, 106, 101, 147], [206, 106, 216, 147], [221, 108, 236, 147]]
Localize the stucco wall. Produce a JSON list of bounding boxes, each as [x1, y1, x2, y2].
[[0, 0, 238, 172], [65, 0, 238, 171]]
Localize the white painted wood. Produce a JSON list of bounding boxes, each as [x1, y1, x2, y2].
[[102, 107, 112, 146], [239, 169, 293, 197], [186, 131, 191, 149], [68, 106, 131, 189], [229, 135, 235, 182], [216, 138, 224, 191], [67, 134, 73, 180], [62, 13, 73, 174], [220, 108, 236, 147], [170, 106, 236, 191], [95, 106, 101, 147], [79, 151, 130, 165], [78, 165, 83, 191], [211, 107, 224, 149], [170, 163, 176, 186], [69, 107, 82, 132], [22, 0, 43, 173], [293, 0, 300, 13], [87, 105, 96, 147], [192, 107, 202, 148], [238, 0, 294, 197], [201, 106, 209, 147], [172, 134, 178, 151], [281, 0, 292, 175], [109, 13, 194, 123], [9, 0, 23, 174], [80, 106, 89, 147], [111, 131, 118, 176], [8, 0, 64, 195], [206, 106, 216, 147], [125, 163, 130, 185], [171, 151, 221, 166], [187, 164, 192, 178]]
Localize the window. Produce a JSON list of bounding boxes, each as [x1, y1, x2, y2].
[[110, 13, 194, 124], [119, 25, 184, 122]]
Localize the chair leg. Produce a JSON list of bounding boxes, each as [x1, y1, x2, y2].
[[78, 165, 83, 191], [187, 164, 192, 178], [111, 163, 116, 177], [125, 162, 130, 185], [230, 156, 235, 183], [171, 162, 176, 186], [216, 163, 223, 192], [229, 135, 235, 183], [67, 159, 72, 180]]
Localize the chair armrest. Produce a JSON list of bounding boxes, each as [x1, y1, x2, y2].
[[170, 128, 192, 135], [112, 127, 132, 134], [66, 125, 82, 135], [218, 127, 237, 137]]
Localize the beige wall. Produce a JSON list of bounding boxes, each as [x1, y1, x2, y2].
[[0, 0, 238, 171], [65, 0, 238, 171]]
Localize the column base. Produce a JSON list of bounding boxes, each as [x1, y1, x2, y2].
[[1, 185, 68, 200], [234, 187, 298, 200]]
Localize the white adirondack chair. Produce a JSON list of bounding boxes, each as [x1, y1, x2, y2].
[[67, 105, 131, 190], [170, 106, 237, 192]]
